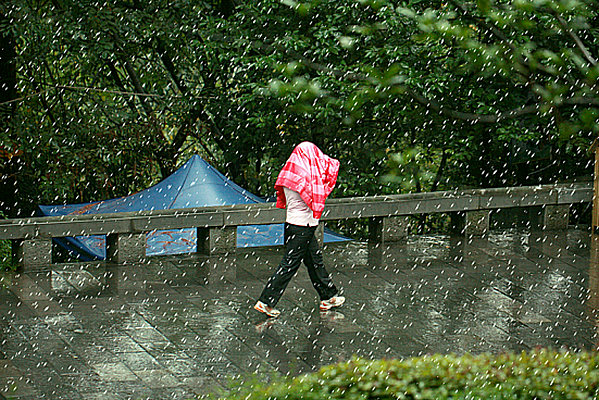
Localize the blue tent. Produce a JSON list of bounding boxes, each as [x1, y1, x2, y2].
[[38, 155, 349, 260]]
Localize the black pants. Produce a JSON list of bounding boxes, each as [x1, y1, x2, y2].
[[258, 223, 338, 307]]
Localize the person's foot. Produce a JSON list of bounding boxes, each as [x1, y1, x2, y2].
[[320, 296, 345, 311], [254, 301, 281, 318]]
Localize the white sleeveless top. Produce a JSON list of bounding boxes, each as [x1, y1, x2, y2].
[[283, 187, 319, 227]]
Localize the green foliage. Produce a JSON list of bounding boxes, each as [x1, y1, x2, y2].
[[265, 0, 596, 191], [0, 0, 596, 235], [413, 0, 598, 138], [384, 147, 438, 192], [211, 349, 599, 400], [0, 212, 15, 272], [0, 239, 14, 272]]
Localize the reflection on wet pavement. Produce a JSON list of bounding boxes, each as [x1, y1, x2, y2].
[[1, 228, 598, 399]]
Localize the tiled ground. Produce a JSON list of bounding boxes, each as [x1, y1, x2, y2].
[[1, 228, 597, 399]]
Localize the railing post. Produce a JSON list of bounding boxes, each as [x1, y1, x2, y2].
[[368, 216, 410, 244], [542, 204, 570, 230], [13, 238, 52, 270], [465, 210, 490, 237], [449, 212, 465, 234], [197, 226, 237, 255], [106, 233, 146, 264]]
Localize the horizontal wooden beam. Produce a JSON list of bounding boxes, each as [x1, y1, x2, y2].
[[0, 210, 224, 239], [0, 183, 592, 240]]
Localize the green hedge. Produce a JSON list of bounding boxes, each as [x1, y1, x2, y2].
[[214, 349, 599, 400]]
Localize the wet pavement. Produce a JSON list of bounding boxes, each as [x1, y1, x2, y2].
[[1, 228, 598, 399]]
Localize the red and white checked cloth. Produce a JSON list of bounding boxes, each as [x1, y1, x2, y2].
[[275, 141, 340, 219]]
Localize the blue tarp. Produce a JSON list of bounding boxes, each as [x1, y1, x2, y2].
[[38, 155, 349, 260]]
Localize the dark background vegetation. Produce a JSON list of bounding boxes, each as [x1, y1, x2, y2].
[[0, 0, 597, 239]]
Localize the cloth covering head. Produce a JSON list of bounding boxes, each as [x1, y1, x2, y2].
[[275, 141, 340, 219]]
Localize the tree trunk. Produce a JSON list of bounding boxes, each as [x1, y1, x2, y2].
[[0, 15, 19, 217], [431, 149, 448, 192]]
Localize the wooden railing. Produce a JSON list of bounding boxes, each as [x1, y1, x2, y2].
[[0, 182, 592, 269]]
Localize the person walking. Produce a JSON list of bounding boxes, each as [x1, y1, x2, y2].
[[254, 141, 345, 318]]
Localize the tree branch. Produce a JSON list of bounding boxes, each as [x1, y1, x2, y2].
[[106, 59, 141, 114], [118, 54, 177, 176], [123, 59, 155, 117], [155, 38, 188, 93], [294, 44, 599, 123], [554, 12, 597, 66], [154, 37, 222, 163], [290, 50, 597, 123], [407, 88, 599, 123]]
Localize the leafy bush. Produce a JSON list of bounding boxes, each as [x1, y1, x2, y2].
[[0, 239, 14, 272], [0, 211, 16, 272], [212, 349, 599, 400]]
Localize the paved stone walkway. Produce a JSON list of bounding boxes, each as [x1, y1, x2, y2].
[[1, 228, 598, 399]]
